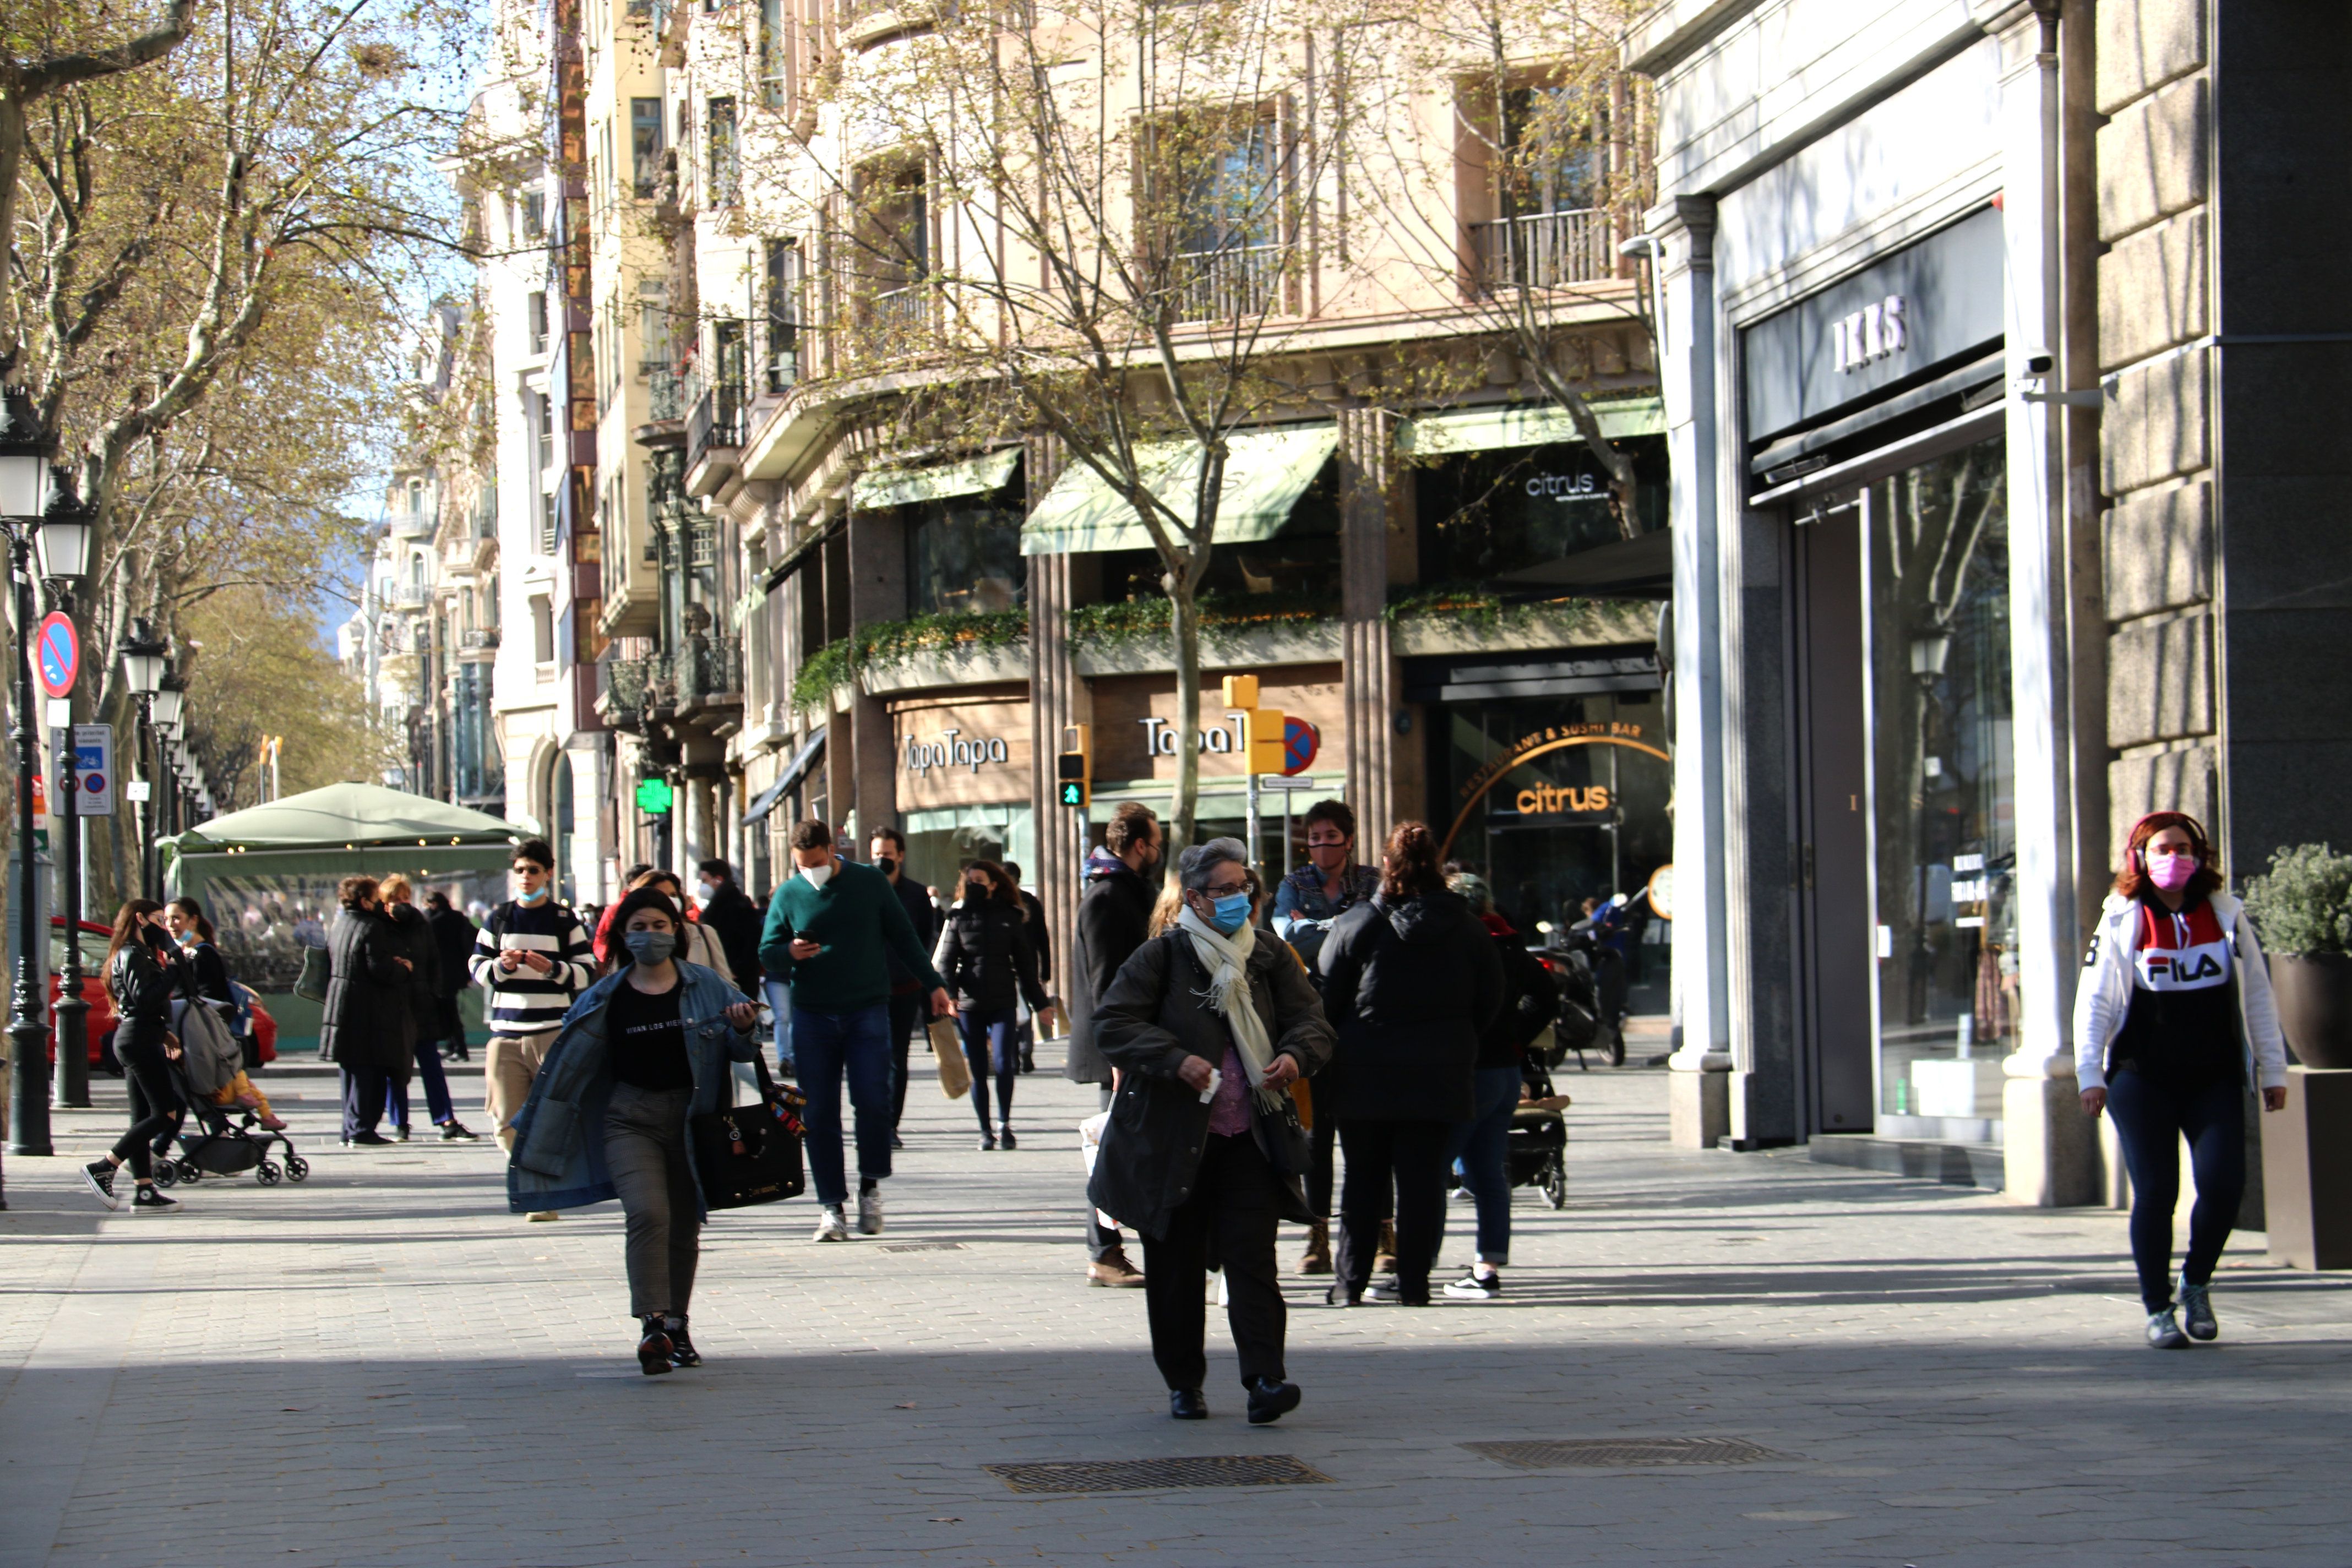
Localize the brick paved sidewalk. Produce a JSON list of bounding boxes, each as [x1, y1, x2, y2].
[[3, 1047, 2348, 1567]]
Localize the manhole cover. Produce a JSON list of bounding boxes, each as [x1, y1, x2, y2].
[[878, 1241, 965, 1253], [984, 1456, 1332, 1494], [1465, 1438, 1793, 1469]]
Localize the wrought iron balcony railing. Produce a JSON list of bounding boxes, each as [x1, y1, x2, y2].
[[675, 633, 743, 707], [1172, 242, 1283, 323], [1469, 207, 1616, 294], [685, 380, 745, 474], [599, 655, 656, 729]]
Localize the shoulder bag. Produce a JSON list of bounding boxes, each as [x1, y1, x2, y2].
[[293, 941, 330, 1003], [688, 1050, 808, 1209]]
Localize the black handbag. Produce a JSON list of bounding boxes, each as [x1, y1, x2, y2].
[[688, 1053, 808, 1209], [293, 943, 330, 1003]]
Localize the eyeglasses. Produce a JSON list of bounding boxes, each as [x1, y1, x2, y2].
[[1200, 880, 1249, 898]]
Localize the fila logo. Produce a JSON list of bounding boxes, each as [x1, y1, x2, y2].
[[2137, 941, 2229, 991]]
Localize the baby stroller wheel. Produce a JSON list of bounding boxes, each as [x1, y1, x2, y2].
[[153, 1162, 178, 1188], [256, 1161, 282, 1185], [176, 1161, 202, 1184], [1542, 1154, 1567, 1210], [284, 1155, 311, 1182]]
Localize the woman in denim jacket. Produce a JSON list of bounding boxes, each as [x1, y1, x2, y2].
[[508, 886, 759, 1374]]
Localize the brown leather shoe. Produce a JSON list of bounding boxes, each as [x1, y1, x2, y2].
[[1087, 1250, 1146, 1288], [1298, 1220, 1332, 1275]]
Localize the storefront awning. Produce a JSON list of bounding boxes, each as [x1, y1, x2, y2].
[[1020, 425, 1338, 556], [743, 725, 825, 826], [851, 448, 1021, 511], [1395, 396, 1665, 457]]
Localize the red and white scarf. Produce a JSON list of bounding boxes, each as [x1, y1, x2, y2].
[[2133, 901, 2231, 993]]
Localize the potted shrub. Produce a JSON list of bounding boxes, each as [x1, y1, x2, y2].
[[2242, 843, 2352, 1070]]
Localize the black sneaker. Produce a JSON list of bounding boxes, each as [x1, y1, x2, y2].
[[395, 1124, 412, 1142], [130, 1184, 181, 1214], [998, 1128, 1017, 1150], [344, 1130, 393, 1147], [80, 1159, 121, 1210], [1442, 1268, 1502, 1302], [439, 1120, 481, 1142], [978, 1133, 997, 1151], [665, 1316, 701, 1368]]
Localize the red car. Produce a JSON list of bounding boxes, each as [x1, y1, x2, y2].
[[46, 916, 277, 1068]]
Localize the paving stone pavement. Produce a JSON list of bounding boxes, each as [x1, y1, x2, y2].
[[3, 1044, 2350, 1567]]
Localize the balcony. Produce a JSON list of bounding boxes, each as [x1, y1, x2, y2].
[[684, 380, 745, 497], [1172, 243, 1282, 323], [673, 631, 743, 720], [458, 627, 500, 662], [1469, 207, 1616, 294], [597, 655, 656, 731], [646, 364, 685, 421], [390, 582, 429, 609], [389, 510, 436, 540]]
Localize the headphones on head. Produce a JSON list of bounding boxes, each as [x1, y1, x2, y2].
[[2127, 810, 2211, 870]]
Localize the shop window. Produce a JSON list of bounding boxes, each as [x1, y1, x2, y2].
[[1416, 437, 1666, 581], [1091, 462, 1341, 602], [908, 499, 1025, 617]]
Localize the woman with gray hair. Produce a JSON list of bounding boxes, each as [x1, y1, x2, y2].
[[1090, 839, 1336, 1424]]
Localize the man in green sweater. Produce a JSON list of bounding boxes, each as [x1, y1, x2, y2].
[[760, 819, 953, 1242]]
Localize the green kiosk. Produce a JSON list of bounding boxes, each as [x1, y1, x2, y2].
[[163, 782, 524, 1052]]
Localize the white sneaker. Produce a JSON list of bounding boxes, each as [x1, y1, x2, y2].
[[857, 1188, 885, 1235], [813, 1204, 851, 1243]]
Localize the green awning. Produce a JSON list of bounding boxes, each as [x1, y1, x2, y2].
[[852, 448, 1021, 510], [1020, 425, 1338, 556], [1396, 395, 1665, 456], [167, 782, 521, 853]]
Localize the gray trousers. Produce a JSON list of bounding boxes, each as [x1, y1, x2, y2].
[[605, 1083, 700, 1319]]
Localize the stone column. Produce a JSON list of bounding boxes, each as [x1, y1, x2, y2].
[[1337, 407, 1396, 855], [1649, 195, 1731, 1149], [1025, 435, 1085, 992], [846, 502, 905, 850]]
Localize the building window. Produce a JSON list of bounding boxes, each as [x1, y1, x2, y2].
[[707, 97, 738, 208], [630, 97, 663, 200], [1158, 111, 1282, 322], [522, 189, 546, 242], [765, 238, 803, 393], [531, 596, 555, 663], [908, 499, 1025, 617], [1472, 85, 1614, 292], [638, 280, 670, 375], [853, 163, 927, 334], [527, 289, 548, 356], [759, 0, 787, 110]]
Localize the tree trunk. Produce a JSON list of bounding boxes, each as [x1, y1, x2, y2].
[[1167, 580, 1202, 870]]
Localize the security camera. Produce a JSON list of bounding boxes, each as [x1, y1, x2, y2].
[[2024, 352, 2054, 375]]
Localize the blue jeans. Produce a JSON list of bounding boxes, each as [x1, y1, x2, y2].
[[386, 1036, 455, 1128], [961, 1007, 1018, 1134], [1444, 1066, 1521, 1266], [792, 1003, 895, 1206]]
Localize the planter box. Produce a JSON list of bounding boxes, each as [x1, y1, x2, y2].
[[2263, 1066, 2352, 1270], [863, 641, 1031, 695], [1392, 598, 1660, 657], [2270, 953, 2352, 1070], [1074, 619, 1343, 677]]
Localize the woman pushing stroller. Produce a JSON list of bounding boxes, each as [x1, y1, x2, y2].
[[80, 901, 189, 1212]]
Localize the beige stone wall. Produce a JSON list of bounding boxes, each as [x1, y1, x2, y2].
[[2095, 0, 2215, 854]]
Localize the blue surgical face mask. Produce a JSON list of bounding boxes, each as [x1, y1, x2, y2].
[[516, 883, 549, 904], [623, 929, 677, 965], [1207, 892, 1251, 935]]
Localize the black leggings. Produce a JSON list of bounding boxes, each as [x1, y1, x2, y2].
[[2106, 1067, 2245, 1313], [112, 1030, 182, 1182], [1336, 1119, 1452, 1302], [961, 1008, 1017, 1134]]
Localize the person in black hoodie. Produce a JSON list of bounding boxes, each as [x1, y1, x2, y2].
[[933, 860, 1048, 1149], [1066, 801, 1161, 1287], [1317, 821, 1502, 1306], [423, 890, 480, 1061], [322, 875, 417, 1147], [378, 875, 478, 1141]]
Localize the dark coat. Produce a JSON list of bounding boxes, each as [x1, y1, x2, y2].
[[935, 900, 1046, 1015], [1317, 889, 1503, 1121], [1087, 929, 1336, 1239], [385, 902, 440, 1033], [1483, 928, 1560, 1070], [1064, 861, 1157, 1085], [426, 905, 478, 998], [319, 907, 416, 1076], [1014, 889, 1052, 984], [883, 873, 941, 988], [700, 880, 766, 987]]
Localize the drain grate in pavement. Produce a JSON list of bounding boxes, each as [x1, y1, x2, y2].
[[877, 1241, 965, 1253], [1466, 1438, 1793, 1470], [984, 1456, 1332, 1494]]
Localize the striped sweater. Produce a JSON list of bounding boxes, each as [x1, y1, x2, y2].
[[469, 900, 597, 1038]]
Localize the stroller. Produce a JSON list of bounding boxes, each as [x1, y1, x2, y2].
[[152, 997, 308, 1189], [1505, 1057, 1570, 1210]]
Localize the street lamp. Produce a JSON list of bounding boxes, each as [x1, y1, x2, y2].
[[152, 670, 186, 731], [0, 389, 85, 1162], [118, 620, 167, 900], [45, 479, 97, 1114]]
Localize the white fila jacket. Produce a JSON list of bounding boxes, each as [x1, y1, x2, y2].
[[2070, 891, 2288, 1093]]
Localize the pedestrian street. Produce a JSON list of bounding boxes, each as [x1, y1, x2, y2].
[[4, 1049, 2349, 1568]]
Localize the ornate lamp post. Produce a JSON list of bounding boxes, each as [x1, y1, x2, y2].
[[117, 621, 167, 900], [40, 481, 94, 1112], [0, 390, 90, 1159]]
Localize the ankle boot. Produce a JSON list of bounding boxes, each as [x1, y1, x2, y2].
[[1298, 1219, 1332, 1275], [636, 1315, 674, 1375]]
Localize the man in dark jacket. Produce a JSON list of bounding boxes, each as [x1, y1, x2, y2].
[[379, 875, 477, 1142], [422, 891, 479, 1062], [320, 876, 416, 1147], [1090, 837, 1335, 1424], [695, 858, 766, 991], [1001, 861, 1052, 1072], [1066, 801, 1161, 1287], [868, 827, 941, 1145]]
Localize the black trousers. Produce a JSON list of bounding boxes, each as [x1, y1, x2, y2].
[[432, 994, 469, 1059], [887, 989, 924, 1129], [341, 1066, 393, 1139], [111, 1031, 181, 1181], [1336, 1118, 1453, 1302], [1087, 1085, 1128, 1261], [1306, 1117, 1337, 1219], [1141, 1132, 1286, 1392], [2106, 1066, 2246, 1312]]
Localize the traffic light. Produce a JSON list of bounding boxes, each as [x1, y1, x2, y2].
[[1243, 707, 1286, 773], [1220, 674, 1260, 709], [1057, 723, 1090, 809]]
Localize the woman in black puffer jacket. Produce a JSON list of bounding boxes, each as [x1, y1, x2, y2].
[[1317, 822, 1502, 1305], [933, 859, 1046, 1150]]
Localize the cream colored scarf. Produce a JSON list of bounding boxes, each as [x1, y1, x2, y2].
[[1177, 908, 1281, 1108]]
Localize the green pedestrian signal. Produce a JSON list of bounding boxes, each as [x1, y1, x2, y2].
[[635, 777, 674, 814], [1059, 779, 1088, 808]]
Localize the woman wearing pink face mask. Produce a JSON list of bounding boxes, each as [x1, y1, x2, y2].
[[2074, 812, 2288, 1350]]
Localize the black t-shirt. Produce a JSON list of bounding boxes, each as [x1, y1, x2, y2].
[[608, 979, 692, 1090]]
